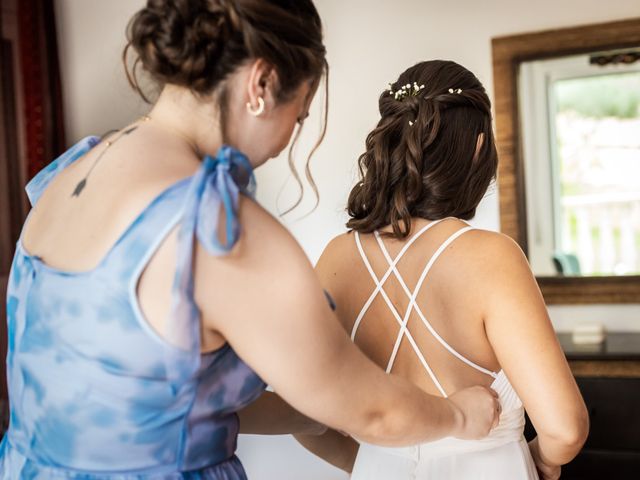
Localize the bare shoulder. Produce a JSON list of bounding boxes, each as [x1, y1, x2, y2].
[[449, 227, 540, 304], [206, 195, 312, 275], [240, 195, 298, 246], [315, 231, 366, 289], [314, 231, 367, 330], [438, 227, 533, 290], [194, 194, 334, 334], [444, 229, 529, 272], [316, 231, 357, 270], [461, 229, 528, 266], [420, 226, 544, 335]]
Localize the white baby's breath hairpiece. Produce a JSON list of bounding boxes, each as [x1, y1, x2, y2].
[[387, 81, 426, 126], [388, 81, 426, 101]]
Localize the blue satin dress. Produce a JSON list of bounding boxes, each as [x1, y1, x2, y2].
[[1, 137, 267, 478]]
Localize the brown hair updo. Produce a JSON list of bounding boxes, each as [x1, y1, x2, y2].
[[124, 0, 328, 212], [124, 0, 326, 102], [346, 60, 498, 239]]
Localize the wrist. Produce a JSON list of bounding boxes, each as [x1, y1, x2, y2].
[[446, 398, 465, 438], [528, 436, 540, 459]]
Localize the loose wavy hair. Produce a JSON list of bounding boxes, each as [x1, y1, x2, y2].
[[347, 60, 498, 238]]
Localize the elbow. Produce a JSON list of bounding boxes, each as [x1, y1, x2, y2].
[[562, 404, 590, 451], [358, 407, 406, 446], [541, 407, 590, 461], [357, 408, 388, 442], [565, 408, 590, 451]]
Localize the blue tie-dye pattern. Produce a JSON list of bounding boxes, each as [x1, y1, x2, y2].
[[21, 367, 46, 405], [89, 407, 117, 428], [20, 308, 54, 353], [1, 137, 267, 479], [32, 406, 80, 464], [8, 259, 20, 288], [5, 297, 18, 354], [207, 387, 227, 410]]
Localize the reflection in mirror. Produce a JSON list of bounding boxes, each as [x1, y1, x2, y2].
[[519, 50, 640, 277]]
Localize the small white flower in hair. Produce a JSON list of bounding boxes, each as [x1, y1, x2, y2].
[[387, 81, 426, 101]]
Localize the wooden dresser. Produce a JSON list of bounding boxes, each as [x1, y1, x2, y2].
[[526, 333, 640, 479]]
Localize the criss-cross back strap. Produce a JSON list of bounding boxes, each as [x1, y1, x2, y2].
[[375, 227, 498, 379], [355, 229, 448, 397], [351, 219, 447, 340]]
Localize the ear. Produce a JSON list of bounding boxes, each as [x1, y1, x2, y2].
[[246, 58, 279, 111]]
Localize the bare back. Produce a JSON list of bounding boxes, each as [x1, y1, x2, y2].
[[317, 218, 503, 397], [320, 218, 585, 477], [20, 124, 226, 352]]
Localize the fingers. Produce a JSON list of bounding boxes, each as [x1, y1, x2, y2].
[[478, 386, 501, 430], [477, 385, 501, 432], [488, 387, 501, 430], [448, 384, 504, 439], [491, 400, 501, 429]]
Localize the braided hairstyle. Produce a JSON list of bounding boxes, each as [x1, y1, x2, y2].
[[347, 60, 498, 238], [124, 0, 326, 101], [123, 0, 328, 212]]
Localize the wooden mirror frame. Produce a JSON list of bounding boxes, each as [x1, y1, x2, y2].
[[491, 18, 640, 305]]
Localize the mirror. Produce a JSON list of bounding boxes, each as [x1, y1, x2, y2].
[[519, 51, 640, 277], [492, 18, 640, 303]]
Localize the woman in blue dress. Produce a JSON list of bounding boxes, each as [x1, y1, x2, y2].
[[1, 0, 500, 478]]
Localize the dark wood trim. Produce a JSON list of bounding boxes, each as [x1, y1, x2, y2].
[[18, 0, 66, 179], [539, 276, 640, 305], [0, 7, 14, 420], [1, 39, 23, 258], [569, 360, 640, 378], [492, 18, 640, 305]]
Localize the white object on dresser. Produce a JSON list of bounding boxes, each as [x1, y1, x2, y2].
[[572, 323, 606, 345]]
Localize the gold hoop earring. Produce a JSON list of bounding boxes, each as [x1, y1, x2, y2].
[[246, 97, 265, 117]]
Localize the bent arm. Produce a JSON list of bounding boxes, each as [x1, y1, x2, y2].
[[194, 199, 489, 447], [481, 234, 589, 466], [294, 430, 359, 473], [238, 391, 326, 435]]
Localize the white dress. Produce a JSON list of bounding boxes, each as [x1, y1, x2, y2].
[[349, 220, 539, 480]]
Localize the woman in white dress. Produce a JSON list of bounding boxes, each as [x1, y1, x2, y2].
[[295, 60, 589, 480]]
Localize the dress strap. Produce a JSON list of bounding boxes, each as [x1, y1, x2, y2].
[[351, 219, 446, 340], [168, 145, 256, 375], [25, 136, 100, 206], [376, 226, 498, 379], [353, 220, 451, 397]]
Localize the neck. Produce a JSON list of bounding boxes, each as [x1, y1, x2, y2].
[[148, 85, 224, 159]]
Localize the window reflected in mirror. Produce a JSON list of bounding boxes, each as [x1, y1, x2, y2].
[[519, 50, 640, 277]]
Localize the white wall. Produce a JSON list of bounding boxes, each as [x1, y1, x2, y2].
[[54, 0, 150, 140], [263, 0, 640, 334], [54, 1, 640, 479]]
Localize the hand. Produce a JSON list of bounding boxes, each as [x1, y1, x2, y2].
[[529, 437, 561, 480], [448, 385, 501, 440]]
